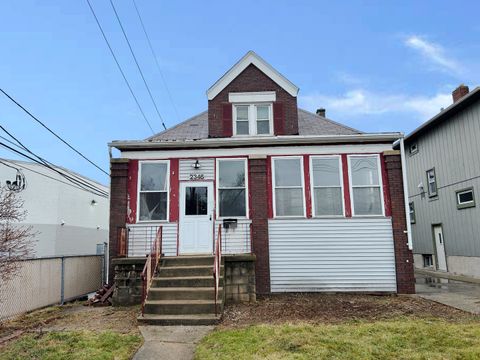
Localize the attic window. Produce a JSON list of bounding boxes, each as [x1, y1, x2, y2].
[[233, 104, 273, 136], [409, 143, 418, 155]]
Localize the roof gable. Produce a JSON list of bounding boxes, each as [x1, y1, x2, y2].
[[206, 51, 299, 100]]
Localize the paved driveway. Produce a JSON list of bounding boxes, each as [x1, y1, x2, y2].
[[415, 273, 480, 314]]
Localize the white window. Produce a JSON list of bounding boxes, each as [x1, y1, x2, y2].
[[409, 143, 418, 155], [456, 188, 475, 209], [233, 104, 273, 136], [310, 156, 344, 216], [138, 161, 169, 221], [217, 159, 248, 217], [426, 168, 437, 197], [272, 157, 305, 217], [348, 155, 384, 216]]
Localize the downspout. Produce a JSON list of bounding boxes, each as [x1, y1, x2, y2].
[[398, 137, 413, 250]]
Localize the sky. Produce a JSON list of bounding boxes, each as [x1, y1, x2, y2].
[[1, 1, 479, 184]]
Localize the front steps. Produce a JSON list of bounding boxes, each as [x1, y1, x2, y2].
[[138, 255, 224, 325]]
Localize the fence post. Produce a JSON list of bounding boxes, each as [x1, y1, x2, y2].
[[60, 257, 65, 305], [102, 242, 108, 285]]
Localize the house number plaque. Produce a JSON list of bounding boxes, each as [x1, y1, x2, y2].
[[189, 174, 205, 180]]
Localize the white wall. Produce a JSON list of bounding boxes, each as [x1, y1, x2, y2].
[[0, 160, 109, 257]]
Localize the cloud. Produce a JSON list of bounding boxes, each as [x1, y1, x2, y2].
[[300, 89, 451, 121], [404, 35, 463, 76]]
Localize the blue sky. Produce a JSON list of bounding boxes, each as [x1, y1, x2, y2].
[[1, 1, 479, 184]]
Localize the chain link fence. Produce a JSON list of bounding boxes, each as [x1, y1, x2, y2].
[[0, 253, 105, 322]]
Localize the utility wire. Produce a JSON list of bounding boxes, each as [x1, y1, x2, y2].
[[109, 0, 167, 131], [132, 0, 180, 123], [0, 159, 20, 171], [0, 125, 108, 197], [0, 88, 110, 176], [84, 0, 155, 135], [0, 142, 108, 198]]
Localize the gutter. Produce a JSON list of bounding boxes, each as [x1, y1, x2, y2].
[[109, 133, 403, 151]]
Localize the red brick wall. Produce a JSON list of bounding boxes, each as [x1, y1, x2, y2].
[[384, 153, 415, 294], [108, 159, 129, 284], [208, 64, 298, 137], [248, 157, 271, 294]]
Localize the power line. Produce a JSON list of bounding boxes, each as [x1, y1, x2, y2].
[[0, 88, 110, 176], [84, 0, 155, 135], [109, 0, 167, 131], [132, 0, 180, 123]]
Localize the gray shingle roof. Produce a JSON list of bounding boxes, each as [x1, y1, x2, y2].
[[146, 108, 361, 142]]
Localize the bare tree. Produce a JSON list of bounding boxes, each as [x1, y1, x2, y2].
[[0, 186, 36, 284]]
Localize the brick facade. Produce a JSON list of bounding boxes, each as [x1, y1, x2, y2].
[[208, 64, 298, 138], [248, 157, 271, 294], [108, 159, 129, 284], [384, 153, 415, 294]]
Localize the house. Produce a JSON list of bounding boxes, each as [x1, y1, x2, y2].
[[402, 85, 480, 278], [0, 158, 109, 257], [108, 51, 414, 324]]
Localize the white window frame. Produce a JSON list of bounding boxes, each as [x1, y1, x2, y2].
[[309, 155, 345, 217], [456, 187, 475, 209], [137, 160, 170, 223], [232, 103, 273, 137], [272, 156, 306, 218], [215, 158, 249, 219], [426, 168, 437, 197], [347, 154, 385, 217], [409, 143, 418, 155]]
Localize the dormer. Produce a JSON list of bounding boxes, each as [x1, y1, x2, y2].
[[207, 51, 300, 138]]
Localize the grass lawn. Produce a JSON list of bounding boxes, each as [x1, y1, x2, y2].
[[196, 318, 480, 359], [0, 330, 141, 360]]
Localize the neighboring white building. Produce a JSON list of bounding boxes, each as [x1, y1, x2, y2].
[[0, 158, 109, 257]]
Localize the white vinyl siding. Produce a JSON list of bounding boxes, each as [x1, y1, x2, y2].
[[138, 161, 170, 222], [272, 157, 306, 217], [179, 159, 214, 180], [214, 219, 252, 254], [310, 156, 344, 217], [127, 223, 178, 257], [269, 218, 397, 292]]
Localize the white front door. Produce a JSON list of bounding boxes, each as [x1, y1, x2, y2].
[[433, 225, 447, 271], [179, 182, 214, 254]]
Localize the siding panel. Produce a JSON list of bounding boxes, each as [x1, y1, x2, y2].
[[127, 223, 178, 256], [179, 159, 214, 180], [269, 218, 396, 292]]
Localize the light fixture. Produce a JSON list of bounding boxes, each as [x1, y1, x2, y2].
[[91, 200, 97, 206], [192, 160, 201, 169]]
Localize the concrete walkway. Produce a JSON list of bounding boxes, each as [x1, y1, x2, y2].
[[416, 272, 480, 314], [133, 325, 214, 360]]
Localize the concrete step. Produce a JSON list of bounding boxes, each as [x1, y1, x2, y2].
[[152, 276, 223, 288], [144, 299, 222, 315], [158, 265, 224, 278], [148, 287, 223, 300], [138, 313, 221, 326], [162, 256, 214, 267]]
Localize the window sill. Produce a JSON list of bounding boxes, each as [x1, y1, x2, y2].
[[135, 220, 170, 224], [457, 203, 475, 210]]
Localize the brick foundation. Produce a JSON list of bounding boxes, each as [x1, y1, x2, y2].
[[248, 158, 271, 294], [108, 159, 129, 284], [384, 153, 415, 294]]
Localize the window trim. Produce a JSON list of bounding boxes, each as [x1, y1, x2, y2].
[[271, 156, 306, 218], [347, 154, 385, 217], [456, 187, 475, 210], [137, 160, 170, 223], [426, 168, 438, 198], [215, 158, 249, 219], [309, 155, 345, 217], [232, 103, 273, 137], [409, 143, 418, 155]]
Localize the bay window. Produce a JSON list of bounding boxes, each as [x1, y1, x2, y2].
[[311, 156, 344, 216], [138, 161, 169, 221], [217, 159, 247, 217], [233, 104, 272, 136], [349, 155, 384, 216], [273, 157, 305, 217]]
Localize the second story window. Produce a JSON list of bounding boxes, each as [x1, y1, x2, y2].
[[233, 104, 272, 136], [426, 168, 437, 197]]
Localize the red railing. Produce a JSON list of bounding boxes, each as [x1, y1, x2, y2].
[[213, 224, 222, 316], [141, 226, 163, 316]]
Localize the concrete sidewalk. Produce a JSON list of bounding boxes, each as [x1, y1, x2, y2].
[[133, 325, 214, 360], [416, 272, 480, 314]]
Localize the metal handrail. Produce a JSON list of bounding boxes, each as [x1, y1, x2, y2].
[[213, 224, 222, 316], [141, 226, 163, 316]]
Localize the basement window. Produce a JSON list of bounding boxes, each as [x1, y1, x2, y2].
[[456, 187, 475, 209], [422, 254, 433, 268]]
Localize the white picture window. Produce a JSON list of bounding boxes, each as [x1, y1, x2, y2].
[[426, 168, 437, 197], [138, 161, 169, 221], [217, 159, 248, 217], [349, 155, 384, 216], [233, 104, 272, 136], [273, 157, 305, 217], [310, 156, 344, 216]]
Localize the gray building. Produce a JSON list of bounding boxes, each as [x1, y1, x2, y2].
[[403, 85, 480, 278]]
